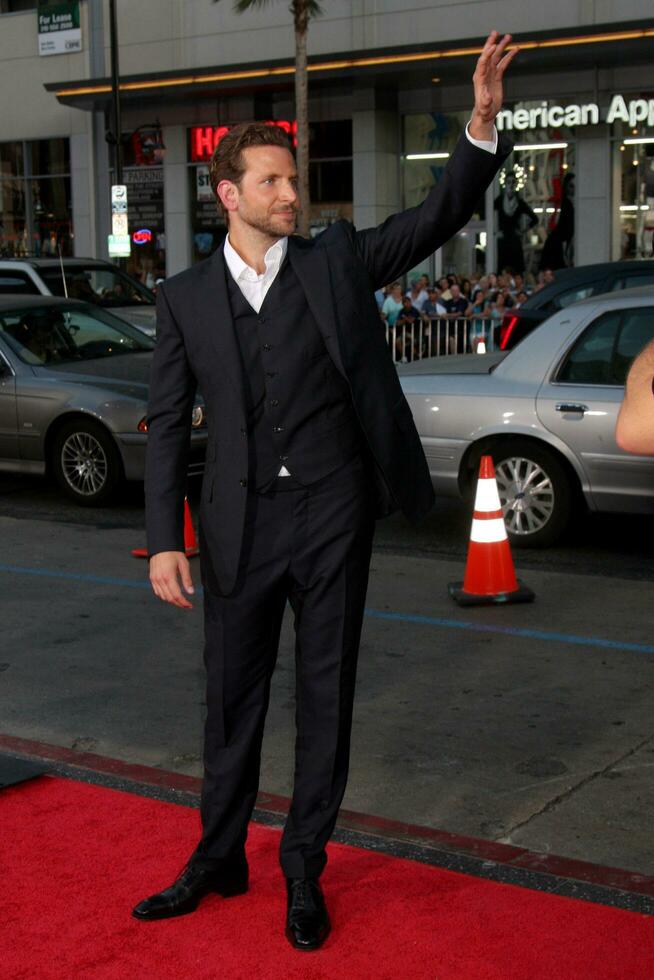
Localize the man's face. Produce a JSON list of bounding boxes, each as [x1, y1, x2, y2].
[[223, 145, 299, 237], [451, 284, 461, 299], [402, 297, 413, 308], [418, 276, 429, 289]]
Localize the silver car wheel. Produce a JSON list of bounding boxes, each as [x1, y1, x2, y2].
[[60, 431, 109, 497], [495, 456, 555, 537]]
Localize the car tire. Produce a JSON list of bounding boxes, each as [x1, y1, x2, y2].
[[469, 440, 574, 549], [51, 418, 123, 506]]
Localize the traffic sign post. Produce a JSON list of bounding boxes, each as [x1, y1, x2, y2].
[[110, 184, 130, 260]]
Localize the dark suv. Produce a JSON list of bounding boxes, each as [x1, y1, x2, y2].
[[498, 260, 654, 350]]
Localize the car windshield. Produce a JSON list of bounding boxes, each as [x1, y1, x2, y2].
[[40, 265, 154, 308], [0, 304, 155, 366]]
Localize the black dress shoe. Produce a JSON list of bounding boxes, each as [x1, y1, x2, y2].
[[132, 856, 248, 921], [285, 877, 331, 951]]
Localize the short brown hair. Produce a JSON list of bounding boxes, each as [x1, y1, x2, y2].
[[209, 122, 293, 220]]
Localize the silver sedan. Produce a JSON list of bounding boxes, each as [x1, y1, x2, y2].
[[0, 296, 206, 504], [399, 286, 654, 547]]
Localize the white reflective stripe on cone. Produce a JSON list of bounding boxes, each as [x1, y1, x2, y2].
[[474, 477, 502, 513], [470, 517, 507, 543]]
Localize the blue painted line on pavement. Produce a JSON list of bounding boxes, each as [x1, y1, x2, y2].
[[0, 563, 152, 590], [365, 608, 654, 655], [1, 563, 653, 656]]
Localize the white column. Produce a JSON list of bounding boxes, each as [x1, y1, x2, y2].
[[575, 126, 611, 265], [70, 133, 92, 257], [162, 125, 190, 276], [352, 93, 400, 230], [484, 182, 497, 274]]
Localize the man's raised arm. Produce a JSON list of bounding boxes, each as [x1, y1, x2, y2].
[[353, 31, 518, 289]]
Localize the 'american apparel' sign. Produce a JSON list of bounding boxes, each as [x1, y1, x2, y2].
[[497, 95, 654, 132], [38, 1, 82, 57]]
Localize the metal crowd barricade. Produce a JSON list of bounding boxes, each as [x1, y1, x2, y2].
[[385, 316, 496, 362]]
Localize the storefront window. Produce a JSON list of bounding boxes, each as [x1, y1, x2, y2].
[[30, 175, 73, 256], [403, 112, 485, 278], [404, 106, 577, 278], [498, 105, 576, 275], [124, 168, 165, 286], [0, 138, 72, 257], [613, 115, 654, 260]]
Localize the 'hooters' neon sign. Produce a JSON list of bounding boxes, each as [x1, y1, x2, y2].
[[189, 120, 298, 162]]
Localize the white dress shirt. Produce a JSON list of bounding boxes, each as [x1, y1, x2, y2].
[[222, 125, 496, 478], [223, 234, 288, 314]]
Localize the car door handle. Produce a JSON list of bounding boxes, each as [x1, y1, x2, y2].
[[555, 403, 588, 414]]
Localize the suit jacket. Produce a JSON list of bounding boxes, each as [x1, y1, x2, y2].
[[145, 132, 511, 593]]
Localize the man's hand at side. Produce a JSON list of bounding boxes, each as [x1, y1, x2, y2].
[[469, 31, 518, 142], [149, 551, 195, 609]]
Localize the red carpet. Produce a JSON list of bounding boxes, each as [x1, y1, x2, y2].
[[2, 776, 653, 979]]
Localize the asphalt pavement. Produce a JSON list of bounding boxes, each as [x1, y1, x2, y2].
[[2, 474, 654, 878]]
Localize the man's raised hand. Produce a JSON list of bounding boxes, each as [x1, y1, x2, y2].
[[469, 31, 518, 141], [149, 551, 195, 609]]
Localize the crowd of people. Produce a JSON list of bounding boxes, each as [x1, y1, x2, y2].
[[377, 267, 556, 360]]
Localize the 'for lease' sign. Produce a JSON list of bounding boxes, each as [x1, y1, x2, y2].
[[38, 1, 82, 57]]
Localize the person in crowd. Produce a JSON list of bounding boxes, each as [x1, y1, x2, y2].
[[420, 286, 447, 356], [513, 289, 529, 307], [489, 289, 508, 329], [421, 285, 446, 317], [443, 282, 472, 353], [380, 282, 404, 326], [374, 285, 387, 310], [615, 337, 654, 454], [511, 272, 525, 296], [406, 274, 429, 309], [395, 295, 423, 361], [469, 289, 492, 351], [471, 274, 489, 300], [438, 276, 452, 302], [460, 277, 472, 300]]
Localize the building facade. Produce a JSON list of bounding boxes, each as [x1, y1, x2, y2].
[[1, 0, 653, 284]]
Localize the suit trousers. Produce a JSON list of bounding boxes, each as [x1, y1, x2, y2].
[[194, 454, 375, 878]]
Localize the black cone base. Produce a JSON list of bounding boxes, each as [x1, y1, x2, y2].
[[448, 579, 535, 607], [0, 754, 49, 790]]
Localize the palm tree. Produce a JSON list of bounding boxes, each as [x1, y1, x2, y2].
[[213, 0, 324, 237]]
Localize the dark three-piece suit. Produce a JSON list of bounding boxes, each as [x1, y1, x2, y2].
[[145, 132, 509, 879]]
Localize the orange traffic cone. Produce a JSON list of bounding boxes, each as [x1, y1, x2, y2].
[[131, 497, 199, 559], [449, 455, 534, 606]]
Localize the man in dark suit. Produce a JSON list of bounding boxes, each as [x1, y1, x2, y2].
[[133, 32, 516, 949]]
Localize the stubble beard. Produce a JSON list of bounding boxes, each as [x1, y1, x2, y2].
[[240, 204, 298, 239]]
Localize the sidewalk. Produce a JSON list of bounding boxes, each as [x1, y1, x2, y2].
[[2, 511, 654, 879]]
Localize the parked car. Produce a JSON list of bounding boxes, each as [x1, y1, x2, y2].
[[0, 296, 206, 504], [0, 258, 157, 337], [399, 286, 654, 547], [498, 260, 654, 350]]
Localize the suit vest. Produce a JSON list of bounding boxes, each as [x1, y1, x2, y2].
[[224, 254, 362, 490]]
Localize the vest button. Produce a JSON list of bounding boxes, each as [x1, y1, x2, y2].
[[279, 455, 288, 462], [239, 478, 247, 487], [262, 344, 272, 352], [272, 426, 284, 433], [269, 399, 279, 407], [257, 316, 266, 324]]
